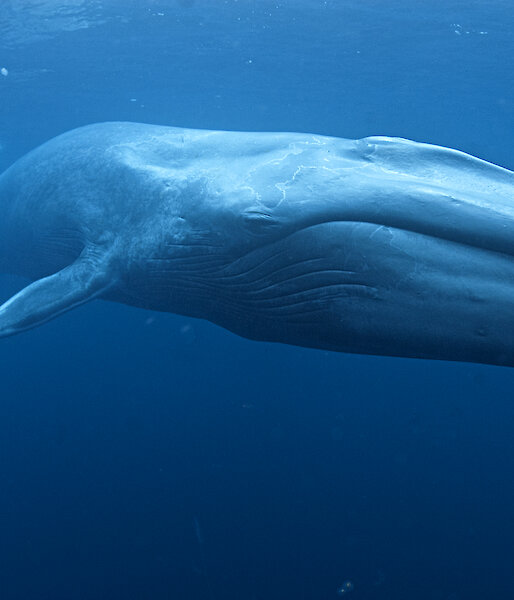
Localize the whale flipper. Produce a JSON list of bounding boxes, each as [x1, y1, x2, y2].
[[0, 257, 112, 338]]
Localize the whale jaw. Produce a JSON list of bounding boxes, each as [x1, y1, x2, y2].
[[185, 221, 514, 367], [98, 219, 514, 368]]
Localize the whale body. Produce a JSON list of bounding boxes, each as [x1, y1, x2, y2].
[[0, 122, 513, 366]]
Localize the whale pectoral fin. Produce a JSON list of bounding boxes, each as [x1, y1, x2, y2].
[[0, 259, 112, 338]]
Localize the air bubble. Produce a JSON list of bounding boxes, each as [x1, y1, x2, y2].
[[337, 580, 354, 595]]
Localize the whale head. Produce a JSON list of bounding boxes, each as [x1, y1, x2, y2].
[[0, 122, 513, 367]]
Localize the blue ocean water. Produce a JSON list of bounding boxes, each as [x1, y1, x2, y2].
[[0, 1, 513, 599]]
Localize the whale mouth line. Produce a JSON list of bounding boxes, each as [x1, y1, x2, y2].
[[252, 217, 514, 263], [356, 219, 513, 258]]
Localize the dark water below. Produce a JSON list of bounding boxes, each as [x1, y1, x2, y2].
[[0, 1, 513, 599]]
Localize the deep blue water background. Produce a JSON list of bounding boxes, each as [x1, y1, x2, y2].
[[0, 1, 513, 599]]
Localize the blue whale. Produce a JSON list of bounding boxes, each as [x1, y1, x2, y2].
[[0, 122, 513, 366]]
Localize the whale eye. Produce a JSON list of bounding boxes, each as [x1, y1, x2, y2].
[[241, 209, 281, 236]]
